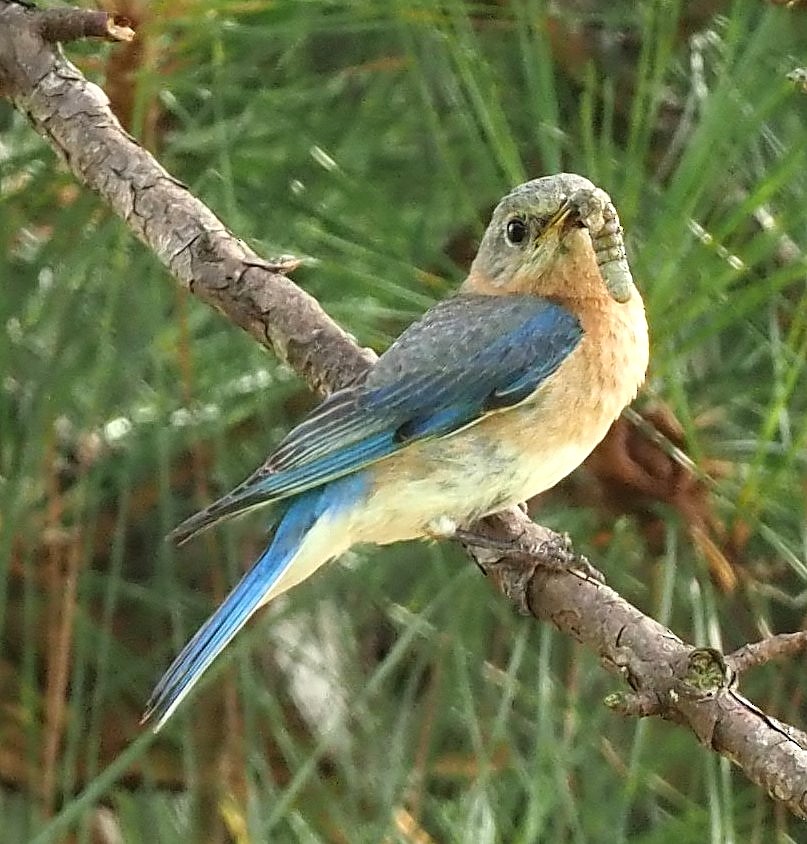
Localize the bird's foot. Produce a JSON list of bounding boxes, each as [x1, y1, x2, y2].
[[454, 529, 526, 555], [530, 531, 605, 583], [456, 526, 605, 584]]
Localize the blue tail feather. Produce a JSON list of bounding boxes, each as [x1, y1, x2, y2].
[[142, 489, 325, 731]]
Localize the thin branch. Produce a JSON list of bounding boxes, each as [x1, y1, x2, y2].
[[2, 1, 807, 820], [37, 9, 134, 44], [728, 632, 807, 675]]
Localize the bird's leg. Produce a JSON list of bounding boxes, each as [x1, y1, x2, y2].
[[448, 501, 528, 550], [453, 528, 527, 554]]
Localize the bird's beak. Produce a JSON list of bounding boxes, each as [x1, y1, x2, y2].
[[522, 199, 575, 282], [544, 199, 574, 232]]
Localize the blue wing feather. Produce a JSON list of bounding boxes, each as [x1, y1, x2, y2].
[[169, 294, 581, 545]]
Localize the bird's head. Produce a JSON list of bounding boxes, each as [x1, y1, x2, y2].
[[464, 173, 636, 303]]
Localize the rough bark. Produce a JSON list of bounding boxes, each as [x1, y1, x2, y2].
[[0, 2, 374, 396]]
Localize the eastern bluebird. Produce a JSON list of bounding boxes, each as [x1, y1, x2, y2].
[[143, 173, 649, 730]]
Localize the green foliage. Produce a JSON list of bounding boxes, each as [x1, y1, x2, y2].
[[2, 0, 807, 840]]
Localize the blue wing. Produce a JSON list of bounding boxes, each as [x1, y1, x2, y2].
[[169, 294, 582, 544]]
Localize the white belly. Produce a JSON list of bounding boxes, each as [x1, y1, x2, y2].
[[349, 408, 612, 546]]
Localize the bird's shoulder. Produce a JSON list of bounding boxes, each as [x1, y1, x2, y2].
[[365, 293, 581, 389]]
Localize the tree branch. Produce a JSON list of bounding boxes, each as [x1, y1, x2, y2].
[[2, 1, 806, 819], [36, 8, 134, 45], [728, 632, 807, 674], [0, 1, 373, 396]]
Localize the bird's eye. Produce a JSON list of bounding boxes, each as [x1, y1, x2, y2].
[[505, 218, 528, 246]]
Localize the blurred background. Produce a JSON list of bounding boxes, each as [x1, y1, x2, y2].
[[3, 0, 807, 841]]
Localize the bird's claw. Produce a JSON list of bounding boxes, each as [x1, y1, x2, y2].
[[455, 527, 605, 584]]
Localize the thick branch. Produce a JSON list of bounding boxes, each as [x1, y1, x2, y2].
[[2, 1, 806, 818], [463, 512, 807, 816]]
